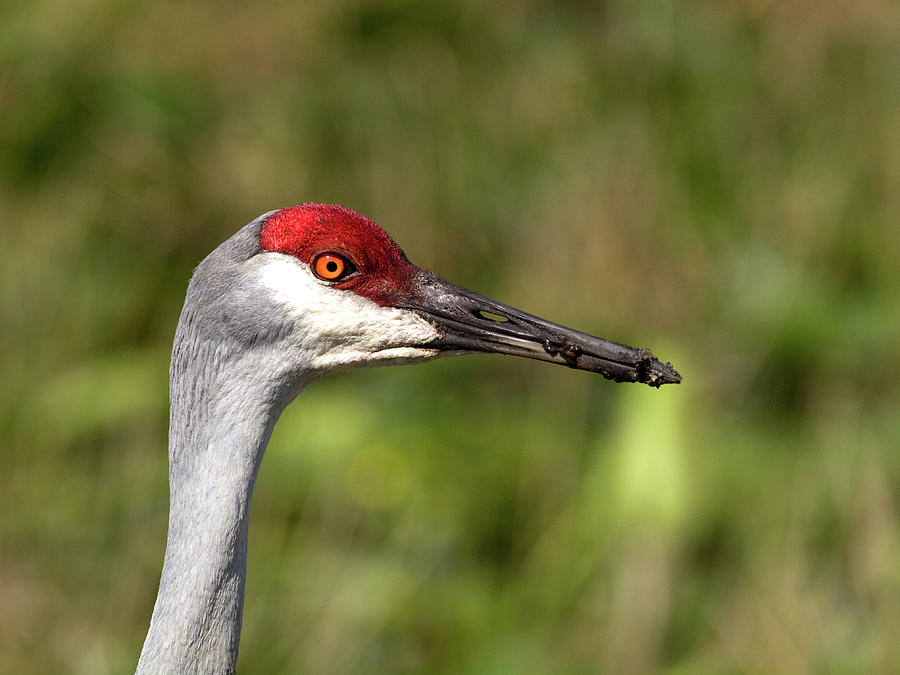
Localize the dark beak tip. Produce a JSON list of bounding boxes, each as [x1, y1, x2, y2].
[[630, 348, 682, 387], [646, 360, 682, 387]]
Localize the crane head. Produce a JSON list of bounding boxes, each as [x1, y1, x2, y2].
[[245, 203, 680, 386]]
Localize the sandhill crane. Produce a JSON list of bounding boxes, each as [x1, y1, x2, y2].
[[135, 203, 680, 673]]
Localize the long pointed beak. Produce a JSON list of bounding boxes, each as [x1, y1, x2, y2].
[[401, 271, 681, 387]]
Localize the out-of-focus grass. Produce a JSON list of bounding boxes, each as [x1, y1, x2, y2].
[[2, 1, 899, 673]]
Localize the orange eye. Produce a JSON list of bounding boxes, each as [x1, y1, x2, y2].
[[313, 253, 353, 281]]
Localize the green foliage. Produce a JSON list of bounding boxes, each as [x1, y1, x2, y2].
[[2, 1, 898, 672]]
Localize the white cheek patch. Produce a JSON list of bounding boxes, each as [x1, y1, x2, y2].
[[251, 253, 440, 371]]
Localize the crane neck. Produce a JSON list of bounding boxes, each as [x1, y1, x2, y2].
[[136, 320, 303, 674]]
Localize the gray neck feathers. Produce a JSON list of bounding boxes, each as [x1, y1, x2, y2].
[[137, 215, 301, 674]]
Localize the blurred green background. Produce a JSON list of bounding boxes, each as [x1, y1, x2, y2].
[[2, 1, 899, 673]]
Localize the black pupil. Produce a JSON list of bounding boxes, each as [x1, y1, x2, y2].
[[326, 260, 339, 273]]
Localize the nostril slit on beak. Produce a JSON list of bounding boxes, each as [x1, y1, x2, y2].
[[474, 310, 509, 323]]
